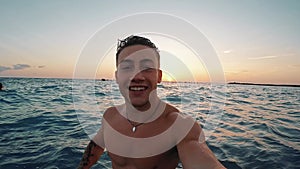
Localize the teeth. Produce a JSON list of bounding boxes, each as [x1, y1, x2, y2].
[[130, 87, 146, 91]]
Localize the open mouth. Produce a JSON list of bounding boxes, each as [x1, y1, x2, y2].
[[129, 86, 148, 91]]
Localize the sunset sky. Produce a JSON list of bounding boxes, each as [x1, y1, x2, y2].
[[1, 0, 299, 84]]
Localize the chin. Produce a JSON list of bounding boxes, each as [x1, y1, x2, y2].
[[131, 101, 150, 109]]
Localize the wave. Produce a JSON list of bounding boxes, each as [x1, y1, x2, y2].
[[1, 78, 300, 168]]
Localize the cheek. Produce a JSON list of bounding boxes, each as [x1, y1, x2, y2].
[[116, 72, 131, 86]]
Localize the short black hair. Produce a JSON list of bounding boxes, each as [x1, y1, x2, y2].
[[116, 35, 159, 64]]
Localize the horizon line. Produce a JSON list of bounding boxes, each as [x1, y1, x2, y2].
[[1, 76, 300, 86]]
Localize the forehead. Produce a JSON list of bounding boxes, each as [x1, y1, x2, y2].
[[117, 45, 158, 64]]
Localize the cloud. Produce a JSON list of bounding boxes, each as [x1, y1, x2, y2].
[[223, 50, 232, 54], [248, 55, 278, 60], [38, 65, 45, 68], [289, 64, 300, 68], [0, 66, 11, 72], [225, 70, 249, 75], [13, 64, 31, 70], [0, 64, 31, 73]]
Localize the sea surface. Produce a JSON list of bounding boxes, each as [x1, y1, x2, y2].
[[0, 77, 299, 169]]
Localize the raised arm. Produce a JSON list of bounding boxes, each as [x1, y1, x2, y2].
[[77, 140, 104, 169], [177, 122, 226, 169]]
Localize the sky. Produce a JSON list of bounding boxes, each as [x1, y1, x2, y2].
[[0, 0, 299, 84]]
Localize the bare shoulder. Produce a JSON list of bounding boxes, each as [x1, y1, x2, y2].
[[181, 121, 202, 143], [163, 103, 180, 120], [164, 103, 200, 138], [103, 106, 118, 120]]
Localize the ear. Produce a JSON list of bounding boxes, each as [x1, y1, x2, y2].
[[157, 69, 162, 83], [115, 70, 119, 84]]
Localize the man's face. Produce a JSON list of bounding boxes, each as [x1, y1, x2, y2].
[[115, 45, 162, 110]]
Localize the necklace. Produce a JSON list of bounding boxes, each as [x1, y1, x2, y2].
[[126, 100, 162, 133], [126, 119, 144, 132]]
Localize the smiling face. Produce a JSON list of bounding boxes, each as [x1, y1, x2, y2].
[[115, 45, 162, 111]]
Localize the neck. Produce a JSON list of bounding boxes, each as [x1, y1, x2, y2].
[[125, 96, 160, 113], [123, 97, 165, 124]]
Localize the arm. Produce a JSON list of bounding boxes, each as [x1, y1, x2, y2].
[[77, 140, 104, 169], [177, 122, 226, 169]]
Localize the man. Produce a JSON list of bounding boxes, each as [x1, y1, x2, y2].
[[78, 35, 225, 169]]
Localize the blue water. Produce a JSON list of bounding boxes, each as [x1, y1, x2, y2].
[[0, 77, 299, 169]]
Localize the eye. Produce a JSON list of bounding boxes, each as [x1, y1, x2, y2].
[[140, 62, 155, 71], [118, 60, 133, 72], [142, 67, 155, 72], [120, 66, 133, 71]]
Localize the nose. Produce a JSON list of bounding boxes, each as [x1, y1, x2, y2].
[[131, 70, 145, 82]]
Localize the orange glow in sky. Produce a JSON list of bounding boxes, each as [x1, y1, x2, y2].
[[0, 1, 299, 84]]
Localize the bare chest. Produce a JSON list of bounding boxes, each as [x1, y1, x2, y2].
[[108, 147, 179, 169]]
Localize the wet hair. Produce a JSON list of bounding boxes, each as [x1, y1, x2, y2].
[[116, 35, 159, 65]]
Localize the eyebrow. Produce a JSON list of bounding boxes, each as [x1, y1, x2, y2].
[[140, 58, 154, 64], [119, 58, 155, 65], [119, 59, 133, 65]]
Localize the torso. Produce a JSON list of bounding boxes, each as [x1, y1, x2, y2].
[[108, 147, 179, 169], [103, 103, 180, 169]]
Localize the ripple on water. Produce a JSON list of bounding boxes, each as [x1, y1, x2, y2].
[[1, 78, 300, 169]]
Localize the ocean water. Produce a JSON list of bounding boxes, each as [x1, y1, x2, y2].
[[0, 77, 299, 169]]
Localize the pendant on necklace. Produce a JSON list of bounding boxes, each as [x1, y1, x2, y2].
[[132, 126, 136, 132]]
